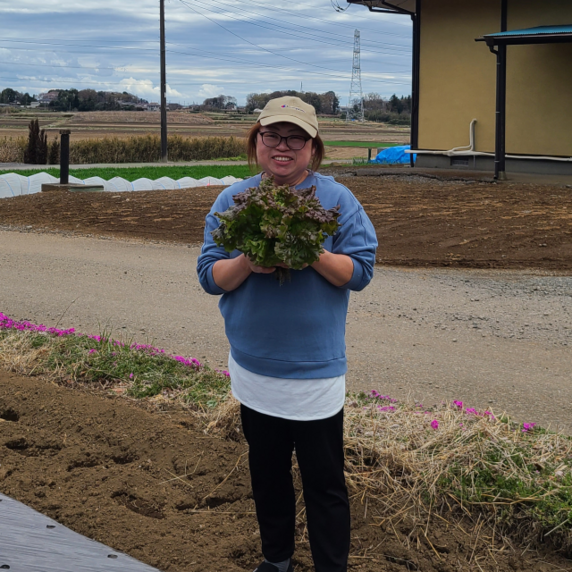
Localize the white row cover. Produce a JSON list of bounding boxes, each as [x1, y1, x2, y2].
[[0, 172, 242, 199]]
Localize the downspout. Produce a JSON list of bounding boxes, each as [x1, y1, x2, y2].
[[493, 0, 508, 180], [410, 0, 421, 167]]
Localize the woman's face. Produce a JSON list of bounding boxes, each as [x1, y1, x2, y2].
[[255, 122, 314, 186]]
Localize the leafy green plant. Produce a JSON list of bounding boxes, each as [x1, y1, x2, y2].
[[211, 176, 340, 282]]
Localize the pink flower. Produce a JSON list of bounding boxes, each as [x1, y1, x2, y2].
[[378, 405, 395, 412], [431, 420, 439, 430], [129, 373, 134, 379], [453, 400, 463, 409], [0, 313, 209, 376], [522, 422, 536, 433]]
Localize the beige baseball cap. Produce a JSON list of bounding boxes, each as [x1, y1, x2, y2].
[[258, 96, 319, 138]]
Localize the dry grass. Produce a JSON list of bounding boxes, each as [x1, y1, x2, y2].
[[0, 134, 246, 165], [0, 136, 27, 162], [0, 331, 47, 372], [344, 396, 572, 549], [206, 391, 572, 555], [69, 134, 246, 164]]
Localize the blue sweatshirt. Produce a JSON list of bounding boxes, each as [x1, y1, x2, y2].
[[196, 172, 378, 379]]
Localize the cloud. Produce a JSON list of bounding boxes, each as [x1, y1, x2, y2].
[[0, 0, 412, 105], [197, 84, 224, 98], [117, 78, 183, 99]]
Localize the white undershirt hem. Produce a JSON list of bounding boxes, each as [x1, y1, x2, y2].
[[228, 353, 345, 421]]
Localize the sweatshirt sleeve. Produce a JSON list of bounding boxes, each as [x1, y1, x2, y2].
[[331, 204, 378, 292], [196, 191, 233, 296]]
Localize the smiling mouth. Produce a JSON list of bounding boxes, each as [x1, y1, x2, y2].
[[272, 156, 293, 162]]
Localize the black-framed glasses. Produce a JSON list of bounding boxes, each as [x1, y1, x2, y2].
[[259, 131, 310, 151]]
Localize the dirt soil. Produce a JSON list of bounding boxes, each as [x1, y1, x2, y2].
[[2, 370, 569, 572], [0, 170, 571, 271]]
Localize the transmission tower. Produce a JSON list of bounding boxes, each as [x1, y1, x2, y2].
[[346, 29, 364, 123]]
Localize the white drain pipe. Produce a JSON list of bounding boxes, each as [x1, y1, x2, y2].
[[408, 119, 572, 162]]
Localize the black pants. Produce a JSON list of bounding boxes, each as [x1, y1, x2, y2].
[[241, 404, 350, 572]]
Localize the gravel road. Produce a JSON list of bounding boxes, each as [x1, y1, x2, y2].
[[1, 229, 570, 432]]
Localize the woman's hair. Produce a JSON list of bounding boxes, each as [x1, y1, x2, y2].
[[246, 121, 325, 173]]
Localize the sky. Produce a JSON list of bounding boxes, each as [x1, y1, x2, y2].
[[0, 0, 413, 106]]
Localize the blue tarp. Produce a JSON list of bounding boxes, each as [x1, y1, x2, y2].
[[370, 145, 416, 165]]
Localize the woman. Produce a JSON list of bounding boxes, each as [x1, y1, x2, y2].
[[197, 96, 377, 572]]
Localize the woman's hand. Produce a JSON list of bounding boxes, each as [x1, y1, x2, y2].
[[212, 254, 274, 292], [311, 249, 354, 287], [244, 256, 277, 274], [213, 251, 353, 291]]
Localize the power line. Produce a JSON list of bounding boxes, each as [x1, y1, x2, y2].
[[0, 39, 158, 50], [177, 0, 362, 77], [0, 60, 124, 72], [240, 0, 409, 37], [181, 0, 410, 57], [0, 45, 410, 86], [188, 0, 410, 52], [176, 0, 408, 86]]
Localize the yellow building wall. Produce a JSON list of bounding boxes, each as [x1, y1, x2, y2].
[[418, 0, 572, 157], [507, 0, 572, 156]]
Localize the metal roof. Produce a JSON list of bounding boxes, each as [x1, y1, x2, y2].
[[488, 25, 572, 37], [346, 0, 416, 15], [477, 25, 572, 46]]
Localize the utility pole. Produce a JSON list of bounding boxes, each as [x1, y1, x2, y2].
[[160, 0, 168, 162], [346, 29, 364, 123]]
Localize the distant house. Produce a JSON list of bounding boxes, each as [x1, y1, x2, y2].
[[147, 102, 161, 112], [37, 90, 61, 106], [347, 0, 572, 177]]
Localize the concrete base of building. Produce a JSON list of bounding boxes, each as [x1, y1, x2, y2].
[[41, 183, 104, 193], [415, 154, 572, 176]]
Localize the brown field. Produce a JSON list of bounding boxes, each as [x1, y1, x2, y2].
[[0, 110, 410, 160]]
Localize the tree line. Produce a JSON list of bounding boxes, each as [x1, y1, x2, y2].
[[1, 88, 36, 106], [46, 89, 148, 112], [2, 85, 411, 125], [245, 90, 340, 115], [362, 93, 411, 125]]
